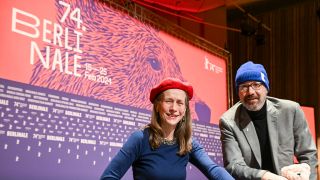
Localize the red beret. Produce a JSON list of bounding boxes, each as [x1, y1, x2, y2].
[[149, 78, 193, 103]]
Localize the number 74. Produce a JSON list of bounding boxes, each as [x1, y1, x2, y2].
[[59, 1, 82, 29]]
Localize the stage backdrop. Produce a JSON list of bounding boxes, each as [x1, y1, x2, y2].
[[0, 0, 229, 179], [301, 106, 316, 143]]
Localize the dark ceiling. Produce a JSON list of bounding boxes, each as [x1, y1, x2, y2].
[[131, 0, 315, 22], [227, 0, 315, 21], [128, 0, 316, 33]]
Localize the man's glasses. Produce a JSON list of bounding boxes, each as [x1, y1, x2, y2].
[[239, 82, 263, 92]]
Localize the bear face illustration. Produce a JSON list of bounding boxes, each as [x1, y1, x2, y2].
[[30, 0, 211, 123]]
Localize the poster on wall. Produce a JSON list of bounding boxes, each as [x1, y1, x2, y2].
[[0, 0, 229, 179]]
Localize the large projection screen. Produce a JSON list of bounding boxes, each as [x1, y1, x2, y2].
[[0, 0, 230, 179]]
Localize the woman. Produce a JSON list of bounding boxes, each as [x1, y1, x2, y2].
[[100, 78, 233, 180]]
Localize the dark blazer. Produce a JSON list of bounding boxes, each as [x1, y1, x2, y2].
[[219, 96, 318, 180]]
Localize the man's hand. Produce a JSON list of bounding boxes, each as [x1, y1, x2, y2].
[[281, 163, 310, 180]]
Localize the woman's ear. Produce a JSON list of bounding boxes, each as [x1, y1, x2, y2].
[[155, 104, 159, 113]]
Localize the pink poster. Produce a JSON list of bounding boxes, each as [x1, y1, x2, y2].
[[0, 0, 229, 179]]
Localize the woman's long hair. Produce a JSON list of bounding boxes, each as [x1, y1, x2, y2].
[[147, 92, 192, 156]]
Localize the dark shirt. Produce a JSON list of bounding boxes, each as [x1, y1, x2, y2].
[[246, 103, 275, 173], [100, 128, 234, 180]]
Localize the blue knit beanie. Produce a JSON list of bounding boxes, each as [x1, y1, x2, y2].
[[235, 61, 269, 91]]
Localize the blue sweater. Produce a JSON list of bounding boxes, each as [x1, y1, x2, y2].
[[100, 128, 233, 180]]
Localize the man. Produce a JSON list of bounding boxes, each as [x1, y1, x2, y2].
[[219, 61, 318, 180]]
